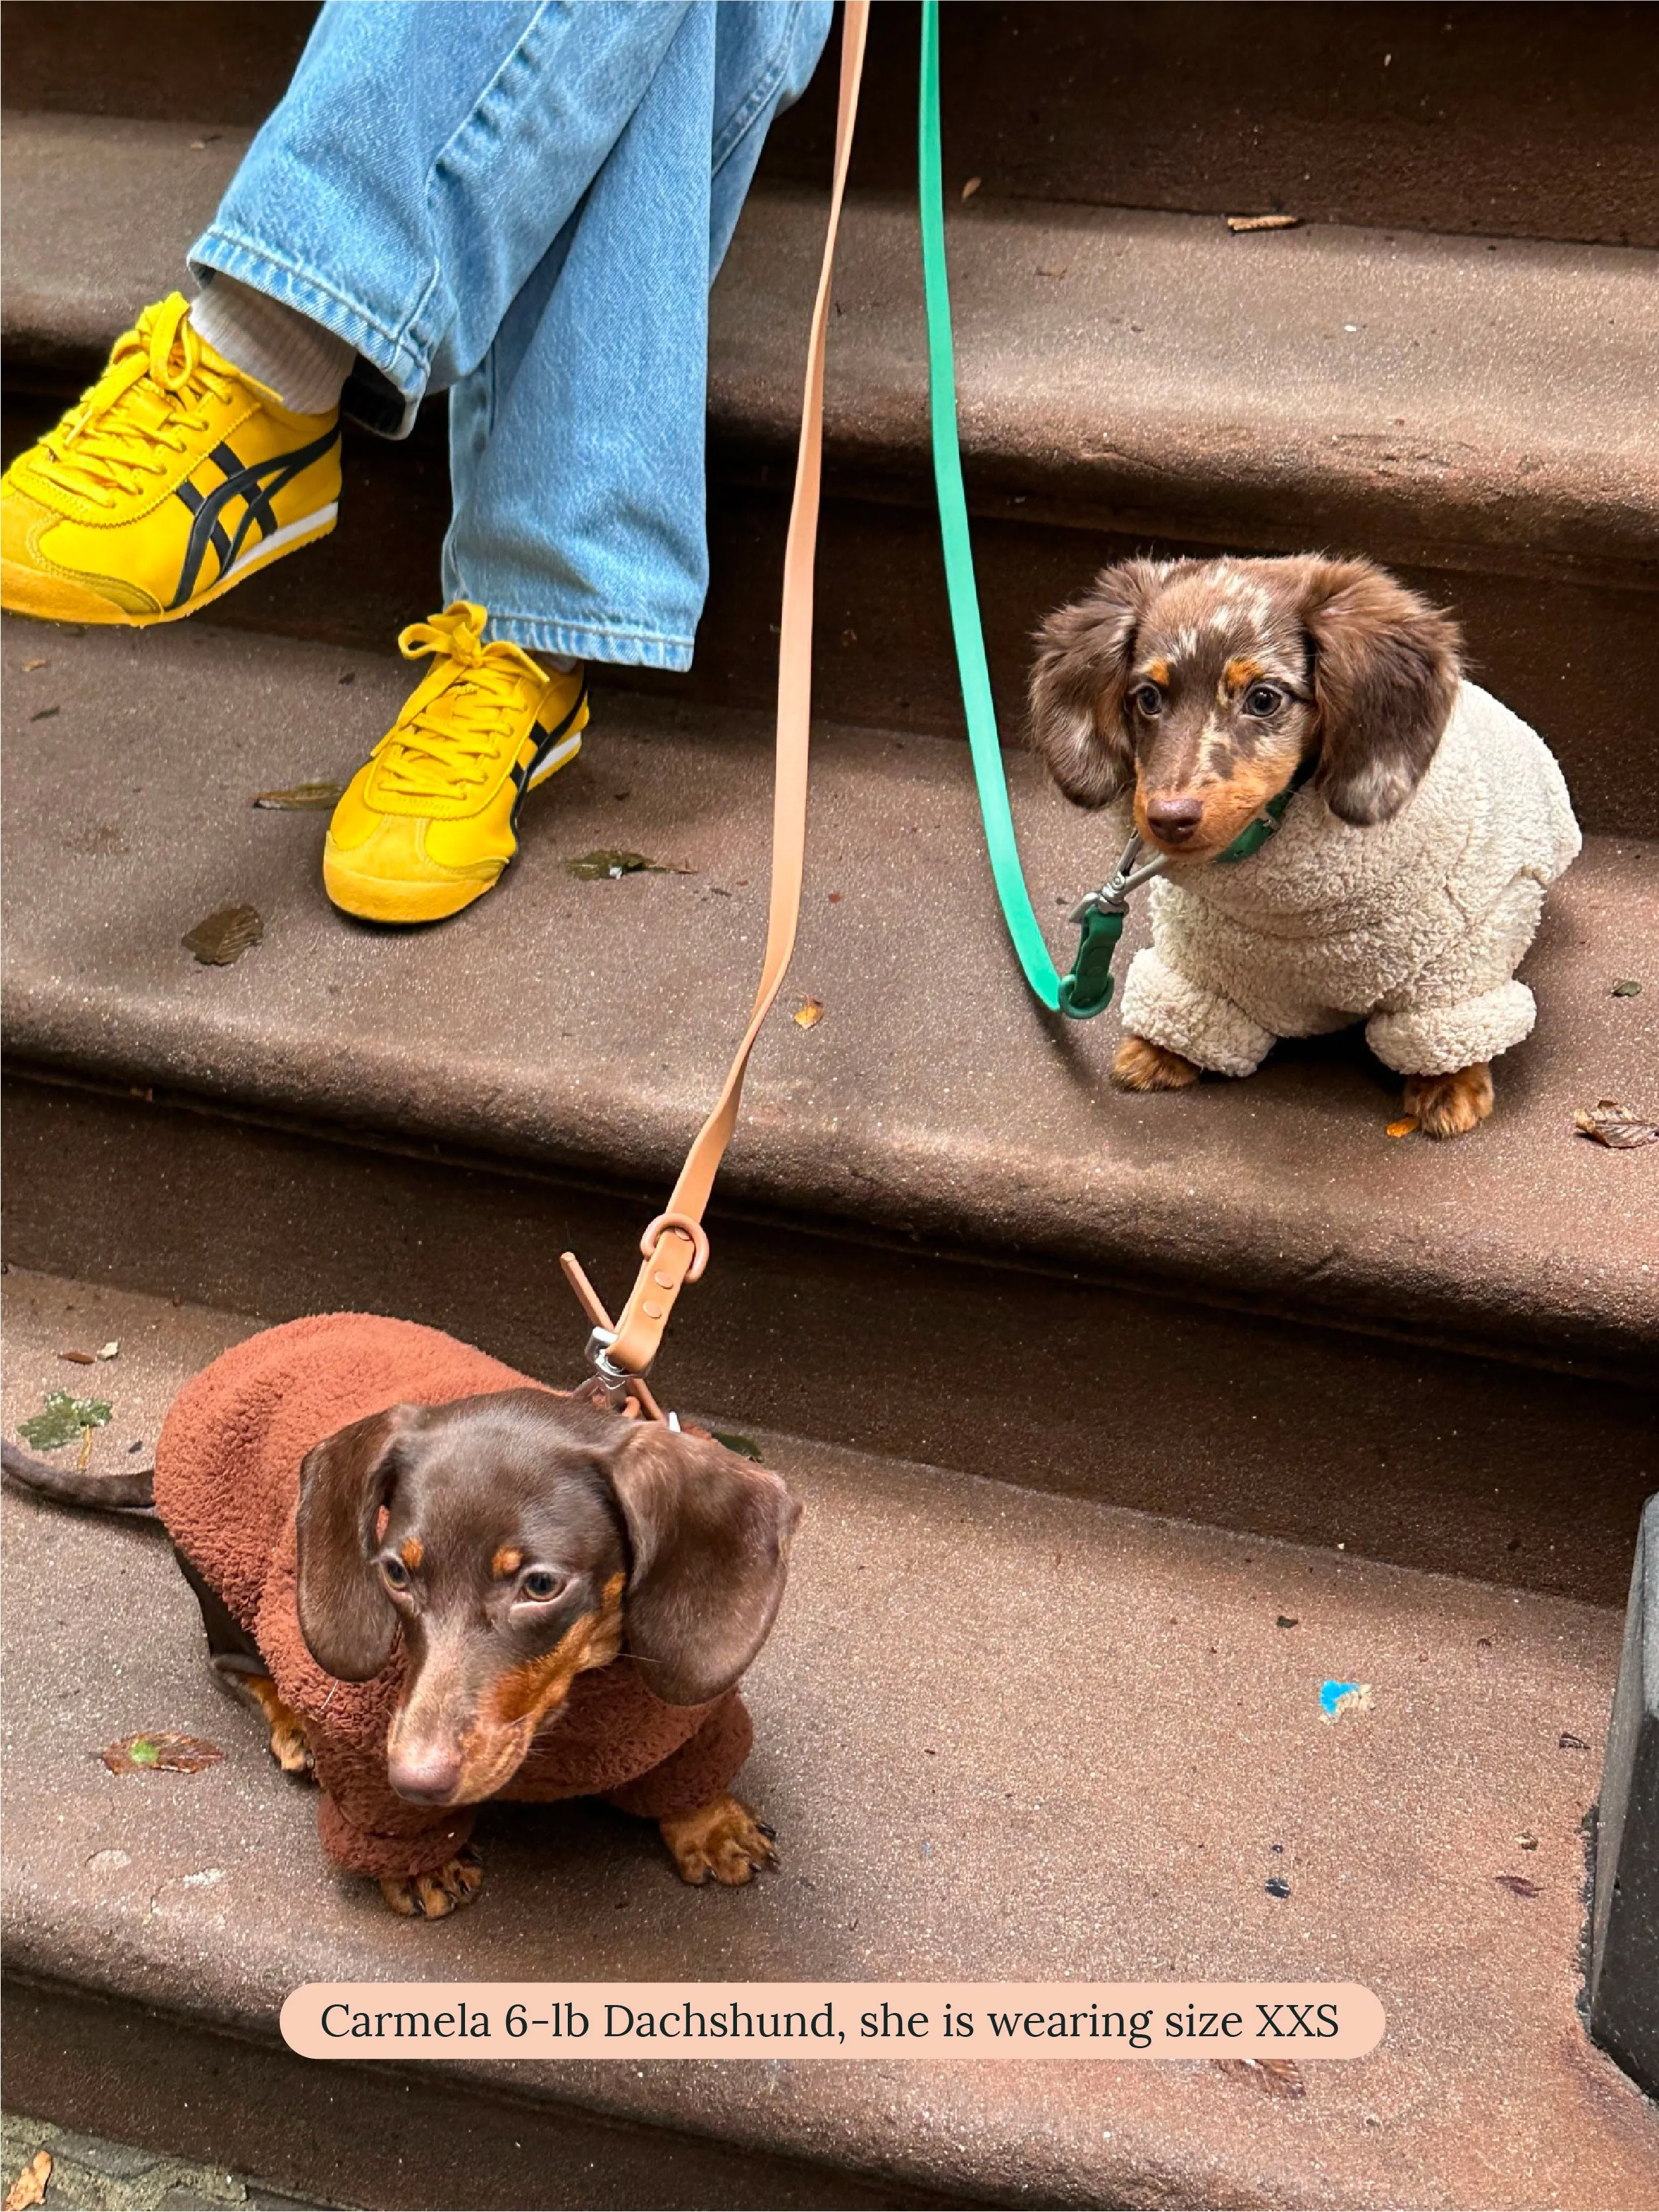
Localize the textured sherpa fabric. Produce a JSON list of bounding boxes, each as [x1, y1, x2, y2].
[[1116, 681, 1581, 1078], [153, 1314, 752, 1882]]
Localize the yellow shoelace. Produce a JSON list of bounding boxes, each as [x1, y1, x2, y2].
[[375, 604, 550, 800], [29, 294, 238, 507]]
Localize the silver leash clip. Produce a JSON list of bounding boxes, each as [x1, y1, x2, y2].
[[1067, 830, 1168, 925]]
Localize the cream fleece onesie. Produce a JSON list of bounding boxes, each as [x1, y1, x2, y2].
[[1116, 681, 1581, 1078]]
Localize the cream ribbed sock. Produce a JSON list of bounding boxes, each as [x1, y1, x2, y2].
[[189, 275, 355, 415]]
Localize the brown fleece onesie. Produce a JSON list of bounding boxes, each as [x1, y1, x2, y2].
[[153, 1314, 752, 1881]]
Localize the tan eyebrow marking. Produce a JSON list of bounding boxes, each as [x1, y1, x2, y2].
[[399, 1537, 424, 1571], [1144, 657, 1171, 685], [1223, 657, 1264, 691], [492, 1545, 523, 1578]]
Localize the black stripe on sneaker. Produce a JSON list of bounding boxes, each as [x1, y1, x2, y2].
[[525, 682, 588, 775], [170, 423, 341, 607], [174, 482, 233, 579], [212, 440, 280, 545]]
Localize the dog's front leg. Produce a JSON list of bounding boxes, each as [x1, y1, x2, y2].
[[1403, 1062, 1494, 1139], [659, 1796, 777, 1886], [1112, 1035, 1202, 1090], [380, 1849, 485, 1919]]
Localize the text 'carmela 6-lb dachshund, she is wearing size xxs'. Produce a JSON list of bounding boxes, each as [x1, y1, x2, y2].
[[3, 1313, 798, 1918], [1028, 554, 1581, 1137]]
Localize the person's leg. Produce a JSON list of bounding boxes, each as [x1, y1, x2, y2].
[[442, 0, 833, 667], [0, 1, 702, 628]]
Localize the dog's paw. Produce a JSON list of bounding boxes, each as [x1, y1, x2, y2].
[[267, 1715, 315, 1779], [659, 1796, 777, 1888], [1404, 1062, 1493, 1139], [1112, 1035, 1201, 1092], [379, 1848, 484, 1919]]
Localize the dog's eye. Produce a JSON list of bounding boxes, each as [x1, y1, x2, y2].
[[519, 1569, 566, 1604], [1130, 683, 1164, 717], [1244, 683, 1286, 716], [379, 1555, 410, 1591]]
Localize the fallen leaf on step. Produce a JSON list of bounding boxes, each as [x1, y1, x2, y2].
[[1275, 1615, 1299, 1629], [1227, 212, 1302, 232], [712, 1432, 765, 1462], [58, 1349, 96, 1365], [1386, 1116, 1418, 1138], [252, 781, 345, 810], [96, 1341, 119, 1360], [182, 904, 263, 965], [564, 848, 689, 881], [29, 706, 60, 722], [3, 2150, 52, 2211], [1573, 1098, 1659, 1148], [1559, 1731, 1589, 1751], [793, 998, 826, 1029], [1036, 265, 1069, 279], [1494, 1873, 1542, 1898], [22, 657, 48, 672], [1217, 2057, 1305, 2098], [1518, 1831, 1539, 1850], [1611, 978, 1642, 997], [961, 176, 982, 200], [17, 1392, 113, 1451], [101, 1732, 224, 1775]]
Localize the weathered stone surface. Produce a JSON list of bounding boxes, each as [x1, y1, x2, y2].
[[4, 1270, 1657, 2209], [3, 620, 1655, 1382]]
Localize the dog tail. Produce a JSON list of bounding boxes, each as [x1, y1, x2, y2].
[[1, 1439, 154, 1510]]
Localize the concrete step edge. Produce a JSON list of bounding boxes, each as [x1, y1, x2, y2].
[[4, 114, 1658, 582], [4, 1267, 1656, 2211], [3, 617, 1656, 1381]]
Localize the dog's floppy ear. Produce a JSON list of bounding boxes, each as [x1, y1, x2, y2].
[[605, 1425, 799, 1707], [295, 1404, 419, 1681], [1299, 558, 1461, 825], [1028, 560, 1162, 805]]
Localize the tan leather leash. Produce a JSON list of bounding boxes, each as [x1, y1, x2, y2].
[[562, 0, 870, 1411]]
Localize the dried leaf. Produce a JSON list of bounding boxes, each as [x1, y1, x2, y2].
[[564, 848, 685, 881], [96, 1341, 119, 1360], [961, 176, 982, 200], [58, 1348, 96, 1365], [22, 657, 48, 672], [1217, 2057, 1305, 2098], [1574, 1098, 1659, 1147], [1518, 1831, 1539, 1851], [1227, 212, 1302, 232], [18, 1392, 113, 1451], [1275, 1615, 1299, 1629], [712, 1431, 764, 1462], [101, 1732, 224, 1775], [252, 781, 345, 810], [1386, 1116, 1418, 1138], [1611, 979, 1642, 998], [29, 706, 60, 722], [1559, 1732, 1589, 1752], [793, 998, 826, 1029], [183, 904, 263, 965], [1036, 265, 1069, 279], [1494, 1873, 1542, 1898], [4, 2150, 52, 2211]]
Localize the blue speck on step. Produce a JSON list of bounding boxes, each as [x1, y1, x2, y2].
[[1320, 1679, 1373, 1723]]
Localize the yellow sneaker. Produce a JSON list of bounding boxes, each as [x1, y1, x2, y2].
[[1, 293, 340, 627], [324, 604, 588, 924]]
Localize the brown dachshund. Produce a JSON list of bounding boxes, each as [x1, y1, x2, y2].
[[1028, 554, 1579, 1136], [5, 1313, 798, 1917]]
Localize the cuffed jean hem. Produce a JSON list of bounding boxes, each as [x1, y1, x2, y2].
[[188, 229, 431, 437], [482, 613, 696, 671]]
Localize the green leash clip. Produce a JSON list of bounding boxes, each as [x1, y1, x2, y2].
[[920, 0, 1301, 1021]]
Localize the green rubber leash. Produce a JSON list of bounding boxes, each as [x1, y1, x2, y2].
[[919, 0, 1301, 1019]]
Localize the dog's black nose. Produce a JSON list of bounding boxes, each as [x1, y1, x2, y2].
[[1145, 794, 1204, 840]]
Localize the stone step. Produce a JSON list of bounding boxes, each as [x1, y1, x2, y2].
[[3, 616, 1656, 1605], [3, 0, 1656, 249], [5, 1268, 1656, 2211], [4, 113, 1657, 834]]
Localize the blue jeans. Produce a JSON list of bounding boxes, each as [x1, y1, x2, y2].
[[188, 0, 832, 668]]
